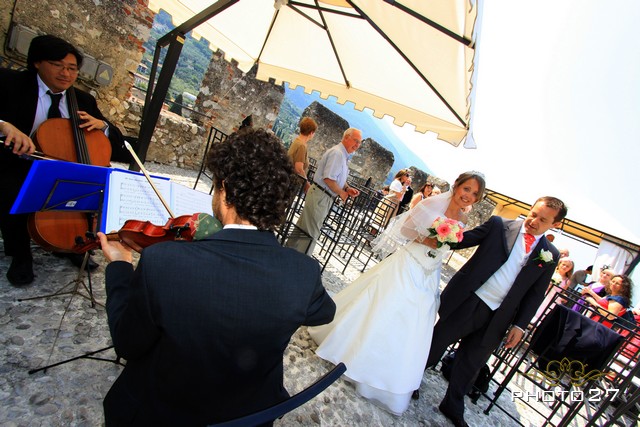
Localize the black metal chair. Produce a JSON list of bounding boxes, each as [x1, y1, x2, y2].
[[314, 182, 379, 273], [316, 192, 360, 273], [582, 312, 640, 426], [483, 289, 637, 427], [209, 362, 346, 427], [193, 126, 228, 194], [345, 195, 398, 272], [277, 174, 310, 246], [290, 162, 316, 217]]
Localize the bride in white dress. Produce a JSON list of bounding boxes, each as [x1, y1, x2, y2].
[[308, 171, 486, 415]]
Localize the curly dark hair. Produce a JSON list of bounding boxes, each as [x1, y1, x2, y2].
[[206, 128, 295, 231], [612, 274, 633, 301]]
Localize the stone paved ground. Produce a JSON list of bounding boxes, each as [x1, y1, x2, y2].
[[0, 162, 601, 427]]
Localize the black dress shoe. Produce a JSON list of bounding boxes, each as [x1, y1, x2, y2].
[[411, 389, 420, 400], [438, 402, 469, 427], [6, 255, 34, 286]]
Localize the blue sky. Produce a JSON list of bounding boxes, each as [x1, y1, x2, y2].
[[283, 1, 640, 275], [380, 1, 640, 248]]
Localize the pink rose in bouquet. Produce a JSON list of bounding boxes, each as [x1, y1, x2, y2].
[[428, 217, 464, 249]]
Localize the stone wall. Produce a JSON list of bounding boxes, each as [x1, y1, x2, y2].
[[1, 0, 153, 130], [302, 101, 349, 161], [300, 102, 394, 185], [455, 193, 495, 258], [195, 51, 285, 135], [408, 166, 429, 193], [352, 138, 394, 185], [120, 99, 208, 169]]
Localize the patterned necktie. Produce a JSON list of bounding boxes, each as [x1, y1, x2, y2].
[[524, 233, 535, 254], [47, 91, 63, 119]]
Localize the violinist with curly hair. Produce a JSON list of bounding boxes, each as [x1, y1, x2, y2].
[[98, 128, 335, 426]]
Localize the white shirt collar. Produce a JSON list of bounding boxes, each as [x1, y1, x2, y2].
[[223, 224, 258, 230], [37, 74, 66, 96]]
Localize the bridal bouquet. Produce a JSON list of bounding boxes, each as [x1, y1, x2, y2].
[[426, 216, 464, 257]]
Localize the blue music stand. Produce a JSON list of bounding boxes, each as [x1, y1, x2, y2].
[[11, 160, 123, 375], [11, 160, 111, 308], [11, 159, 109, 215]]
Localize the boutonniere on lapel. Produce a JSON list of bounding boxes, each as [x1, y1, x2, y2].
[[534, 249, 554, 267]]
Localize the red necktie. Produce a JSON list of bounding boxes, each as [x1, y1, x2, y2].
[[524, 233, 535, 254]]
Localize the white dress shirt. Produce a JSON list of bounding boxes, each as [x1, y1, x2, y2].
[[475, 225, 541, 310]]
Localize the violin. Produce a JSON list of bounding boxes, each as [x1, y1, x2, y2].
[[72, 212, 222, 254]]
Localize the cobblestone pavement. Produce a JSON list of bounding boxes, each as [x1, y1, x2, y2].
[[0, 163, 593, 427]]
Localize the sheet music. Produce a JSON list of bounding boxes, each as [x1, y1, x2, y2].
[[104, 170, 171, 232], [171, 184, 213, 216], [103, 169, 214, 233]]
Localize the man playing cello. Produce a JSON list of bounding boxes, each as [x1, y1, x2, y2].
[[0, 34, 123, 285]]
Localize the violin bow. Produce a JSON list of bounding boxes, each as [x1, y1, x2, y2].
[[2, 139, 60, 161], [124, 140, 175, 218]]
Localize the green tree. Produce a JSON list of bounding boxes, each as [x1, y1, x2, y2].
[[140, 10, 213, 100]]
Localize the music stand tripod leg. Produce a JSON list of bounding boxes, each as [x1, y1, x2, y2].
[[16, 252, 101, 308], [28, 345, 123, 375]]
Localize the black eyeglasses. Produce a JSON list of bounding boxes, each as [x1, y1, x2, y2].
[[46, 60, 79, 74]]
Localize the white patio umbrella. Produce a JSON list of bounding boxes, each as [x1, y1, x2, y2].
[[141, 0, 479, 149]]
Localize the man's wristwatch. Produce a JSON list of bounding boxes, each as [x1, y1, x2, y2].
[[100, 122, 108, 132]]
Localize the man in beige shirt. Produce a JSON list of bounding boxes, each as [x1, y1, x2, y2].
[[287, 116, 317, 193]]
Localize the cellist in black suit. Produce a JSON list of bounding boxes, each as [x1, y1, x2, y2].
[[0, 35, 123, 285], [418, 196, 567, 427]]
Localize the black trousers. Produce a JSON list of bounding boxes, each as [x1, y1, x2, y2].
[[0, 154, 33, 258], [427, 294, 497, 420]]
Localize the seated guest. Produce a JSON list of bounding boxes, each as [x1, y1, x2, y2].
[[97, 128, 336, 426], [410, 182, 434, 209], [567, 264, 593, 291], [533, 257, 575, 323], [583, 274, 633, 328], [377, 185, 390, 199], [572, 268, 615, 312]]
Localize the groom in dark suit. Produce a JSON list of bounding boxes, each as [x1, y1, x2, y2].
[[423, 196, 567, 427], [0, 35, 123, 285], [98, 128, 336, 426]]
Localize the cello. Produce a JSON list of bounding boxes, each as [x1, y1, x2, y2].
[[27, 87, 112, 252]]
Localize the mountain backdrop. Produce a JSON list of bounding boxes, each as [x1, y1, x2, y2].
[[278, 85, 433, 182]]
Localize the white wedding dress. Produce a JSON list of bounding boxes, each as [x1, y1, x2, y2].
[[308, 192, 455, 415]]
